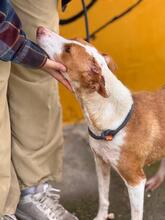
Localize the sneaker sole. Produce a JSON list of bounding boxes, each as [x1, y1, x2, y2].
[[16, 209, 34, 220], [16, 208, 79, 220]]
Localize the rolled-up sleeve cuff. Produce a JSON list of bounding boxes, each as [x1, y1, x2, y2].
[[14, 39, 48, 68]]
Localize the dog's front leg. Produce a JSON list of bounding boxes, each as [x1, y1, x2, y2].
[[93, 153, 111, 220], [126, 178, 146, 220]]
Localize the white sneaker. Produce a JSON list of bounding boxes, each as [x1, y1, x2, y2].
[[16, 183, 78, 220]]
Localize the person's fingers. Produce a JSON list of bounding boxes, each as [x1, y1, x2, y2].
[[46, 59, 66, 72], [42, 59, 73, 91], [48, 69, 73, 91]]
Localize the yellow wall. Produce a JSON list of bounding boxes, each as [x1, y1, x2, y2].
[[59, 0, 165, 123]]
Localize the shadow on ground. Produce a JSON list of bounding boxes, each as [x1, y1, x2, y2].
[[60, 123, 165, 220]]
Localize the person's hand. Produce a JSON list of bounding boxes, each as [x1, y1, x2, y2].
[[42, 58, 72, 91]]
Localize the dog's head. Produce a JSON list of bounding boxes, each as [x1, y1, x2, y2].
[[37, 27, 117, 98]]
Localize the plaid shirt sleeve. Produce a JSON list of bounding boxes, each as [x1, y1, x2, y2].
[[0, 0, 47, 68]]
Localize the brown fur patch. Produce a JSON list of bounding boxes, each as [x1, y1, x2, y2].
[[60, 43, 107, 97], [74, 38, 117, 73], [102, 53, 118, 73], [118, 89, 165, 185]]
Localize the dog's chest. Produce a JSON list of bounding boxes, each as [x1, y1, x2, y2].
[[89, 130, 126, 168]]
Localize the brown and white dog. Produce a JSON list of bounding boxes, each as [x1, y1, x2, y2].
[[36, 27, 165, 220]]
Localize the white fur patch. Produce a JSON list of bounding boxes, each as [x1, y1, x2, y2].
[[89, 129, 126, 168], [37, 33, 71, 59], [126, 179, 146, 220]]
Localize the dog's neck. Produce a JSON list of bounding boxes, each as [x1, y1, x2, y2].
[[77, 70, 133, 133]]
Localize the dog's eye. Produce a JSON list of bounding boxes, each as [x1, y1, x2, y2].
[[64, 45, 71, 53]]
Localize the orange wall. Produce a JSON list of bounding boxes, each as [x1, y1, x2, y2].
[[59, 0, 165, 122]]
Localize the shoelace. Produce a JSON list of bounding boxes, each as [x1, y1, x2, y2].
[[32, 185, 65, 219]]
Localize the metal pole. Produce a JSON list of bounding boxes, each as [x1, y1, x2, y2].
[[81, 0, 90, 42]]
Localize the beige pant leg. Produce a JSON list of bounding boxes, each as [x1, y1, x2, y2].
[[0, 61, 20, 216], [8, 0, 64, 189]]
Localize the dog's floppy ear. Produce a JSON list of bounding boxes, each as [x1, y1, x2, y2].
[[89, 59, 108, 98], [97, 75, 108, 98], [102, 53, 117, 73]]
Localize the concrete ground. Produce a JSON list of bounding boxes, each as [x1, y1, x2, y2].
[[60, 123, 165, 220]]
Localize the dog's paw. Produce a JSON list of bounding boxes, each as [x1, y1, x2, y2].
[[93, 213, 115, 220], [107, 213, 115, 219], [146, 174, 165, 191]]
